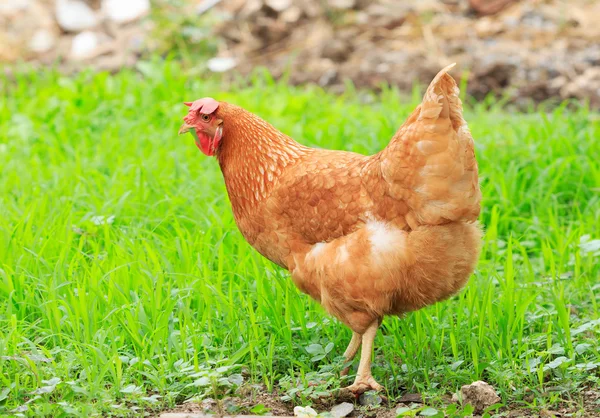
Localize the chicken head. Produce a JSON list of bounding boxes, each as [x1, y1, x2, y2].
[[178, 98, 223, 156]]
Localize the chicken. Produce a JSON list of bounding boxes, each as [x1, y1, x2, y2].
[[178, 64, 482, 394]]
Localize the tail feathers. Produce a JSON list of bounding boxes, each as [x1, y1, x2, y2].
[[419, 63, 465, 131], [381, 64, 481, 226]]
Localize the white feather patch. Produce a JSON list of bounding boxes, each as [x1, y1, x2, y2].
[[308, 242, 326, 259], [366, 221, 405, 255]]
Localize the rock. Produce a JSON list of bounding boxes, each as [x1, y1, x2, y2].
[[102, 0, 150, 24], [457, 381, 501, 414], [474, 17, 504, 37], [330, 402, 354, 418], [70, 31, 100, 59], [207, 56, 237, 72], [222, 397, 239, 414], [398, 393, 423, 404], [281, 6, 302, 23], [265, 0, 292, 13], [321, 39, 351, 63], [318, 68, 338, 86], [328, 0, 357, 10], [539, 410, 560, 418], [55, 0, 98, 32], [200, 397, 216, 412], [29, 29, 56, 53], [294, 405, 319, 418], [358, 391, 383, 407], [301, 0, 321, 18]]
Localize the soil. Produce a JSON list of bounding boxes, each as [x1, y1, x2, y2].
[[237, 391, 295, 416], [158, 387, 294, 417], [158, 387, 600, 418], [2, 0, 600, 109]]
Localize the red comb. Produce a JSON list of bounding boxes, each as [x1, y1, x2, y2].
[[187, 97, 219, 114], [184, 102, 192, 107]]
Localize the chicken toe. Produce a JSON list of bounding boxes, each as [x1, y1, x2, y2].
[[344, 376, 383, 394]]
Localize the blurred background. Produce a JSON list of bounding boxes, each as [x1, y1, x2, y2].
[[2, 0, 599, 108]]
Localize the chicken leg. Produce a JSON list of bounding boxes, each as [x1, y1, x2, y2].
[[340, 332, 361, 376], [344, 320, 383, 394]]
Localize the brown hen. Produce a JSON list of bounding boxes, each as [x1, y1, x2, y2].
[[179, 64, 482, 394]]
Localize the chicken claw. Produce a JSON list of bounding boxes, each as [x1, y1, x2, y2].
[[343, 376, 383, 395]]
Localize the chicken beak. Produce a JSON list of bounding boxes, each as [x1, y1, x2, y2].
[[178, 123, 193, 135]]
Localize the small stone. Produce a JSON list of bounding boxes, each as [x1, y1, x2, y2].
[[207, 57, 237, 72], [458, 381, 501, 414], [70, 31, 99, 59], [264, 0, 292, 13], [222, 397, 239, 414], [331, 402, 354, 418], [398, 393, 423, 404], [102, 0, 150, 24], [55, 0, 98, 32], [358, 391, 383, 407], [539, 409, 560, 418], [281, 6, 302, 23], [200, 397, 216, 412], [321, 39, 351, 63], [29, 29, 56, 53], [328, 0, 357, 10], [294, 405, 319, 418], [318, 68, 337, 86]]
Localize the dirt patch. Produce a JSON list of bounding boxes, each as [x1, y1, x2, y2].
[[3, 1, 600, 109], [159, 387, 600, 418], [159, 387, 294, 418], [237, 391, 295, 416]]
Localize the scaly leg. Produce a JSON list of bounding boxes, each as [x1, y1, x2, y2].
[[344, 320, 383, 394], [340, 332, 361, 376]]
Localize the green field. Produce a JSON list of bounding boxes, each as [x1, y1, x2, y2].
[[1, 61, 599, 417]]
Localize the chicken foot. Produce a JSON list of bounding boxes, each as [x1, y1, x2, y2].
[[340, 332, 361, 376], [343, 320, 383, 394]]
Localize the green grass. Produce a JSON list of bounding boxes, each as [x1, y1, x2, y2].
[[0, 60, 599, 417]]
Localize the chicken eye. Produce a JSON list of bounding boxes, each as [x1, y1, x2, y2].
[[201, 114, 211, 122]]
